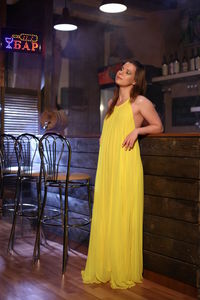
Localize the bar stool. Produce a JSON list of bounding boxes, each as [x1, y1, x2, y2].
[[8, 133, 41, 252], [0, 134, 18, 214], [33, 132, 92, 274]]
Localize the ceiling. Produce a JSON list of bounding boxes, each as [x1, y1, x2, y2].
[[6, 0, 197, 30], [54, 0, 178, 13], [52, 0, 180, 27]]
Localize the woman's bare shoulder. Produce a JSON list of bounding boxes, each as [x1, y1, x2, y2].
[[135, 95, 154, 107]]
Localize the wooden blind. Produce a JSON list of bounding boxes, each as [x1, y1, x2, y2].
[[4, 88, 40, 136]]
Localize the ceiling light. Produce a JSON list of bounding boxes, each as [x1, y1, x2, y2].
[[99, 0, 127, 13], [54, 1, 78, 32]]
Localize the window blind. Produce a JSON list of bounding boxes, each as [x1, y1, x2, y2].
[[4, 89, 39, 136]]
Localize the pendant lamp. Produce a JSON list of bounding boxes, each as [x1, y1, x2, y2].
[[99, 0, 127, 13], [54, 0, 78, 31]]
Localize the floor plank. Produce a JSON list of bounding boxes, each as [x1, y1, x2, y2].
[[0, 217, 197, 300]]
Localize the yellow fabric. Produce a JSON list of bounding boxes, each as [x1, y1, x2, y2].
[[81, 99, 144, 289]]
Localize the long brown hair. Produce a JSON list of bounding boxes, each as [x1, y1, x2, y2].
[[106, 60, 147, 118]]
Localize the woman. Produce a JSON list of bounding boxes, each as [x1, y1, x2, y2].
[[82, 60, 163, 289]]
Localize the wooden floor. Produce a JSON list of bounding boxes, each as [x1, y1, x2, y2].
[[0, 217, 197, 300]]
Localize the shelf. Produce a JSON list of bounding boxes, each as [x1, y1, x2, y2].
[[152, 70, 200, 83]]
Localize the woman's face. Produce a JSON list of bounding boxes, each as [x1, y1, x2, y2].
[[115, 62, 136, 87]]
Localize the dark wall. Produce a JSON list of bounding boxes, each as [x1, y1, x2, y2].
[[62, 24, 104, 135]]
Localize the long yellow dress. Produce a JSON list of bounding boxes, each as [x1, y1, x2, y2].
[[81, 98, 144, 289]]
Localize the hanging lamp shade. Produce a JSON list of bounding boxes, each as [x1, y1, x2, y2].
[[99, 0, 127, 13], [54, 6, 78, 31]]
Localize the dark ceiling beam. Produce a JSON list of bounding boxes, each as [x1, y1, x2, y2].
[[125, 0, 178, 11]]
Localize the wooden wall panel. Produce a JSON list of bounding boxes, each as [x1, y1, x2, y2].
[[143, 250, 198, 286], [142, 156, 200, 179], [144, 175, 199, 201], [140, 137, 200, 157], [144, 195, 199, 223], [141, 135, 199, 289], [144, 232, 198, 264], [144, 214, 199, 243]]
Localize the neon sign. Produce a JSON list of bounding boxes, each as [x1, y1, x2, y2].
[[1, 28, 42, 54]]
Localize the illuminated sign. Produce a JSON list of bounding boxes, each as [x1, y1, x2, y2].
[[1, 28, 42, 54]]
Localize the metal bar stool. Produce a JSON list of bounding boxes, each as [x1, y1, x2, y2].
[[8, 133, 41, 252], [33, 132, 92, 274], [0, 134, 18, 214]]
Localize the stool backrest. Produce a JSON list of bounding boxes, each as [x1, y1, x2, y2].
[[16, 133, 40, 176], [0, 134, 18, 173], [39, 133, 71, 183]]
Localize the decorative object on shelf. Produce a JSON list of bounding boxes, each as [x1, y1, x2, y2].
[[181, 51, 189, 72], [195, 47, 200, 70], [99, 0, 127, 13], [189, 48, 195, 71], [54, 0, 78, 31], [173, 52, 180, 74], [162, 55, 168, 76], [161, 48, 200, 77], [40, 110, 68, 134]]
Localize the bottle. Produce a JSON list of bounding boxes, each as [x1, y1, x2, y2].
[[168, 54, 174, 75], [181, 51, 188, 72], [195, 47, 200, 70], [162, 55, 168, 76], [173, 52, 180, 74], [189, 48, 195, 71]]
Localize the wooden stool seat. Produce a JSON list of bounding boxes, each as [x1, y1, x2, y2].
[[52, 172, 91, 182], [69, 173, 90, 181]]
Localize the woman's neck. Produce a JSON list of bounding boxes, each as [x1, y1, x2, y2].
[[118, 86, 132, 103]]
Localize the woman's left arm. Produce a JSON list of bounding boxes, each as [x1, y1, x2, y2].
[[122, 97, 163, 150], [136, 97, 164, 135]]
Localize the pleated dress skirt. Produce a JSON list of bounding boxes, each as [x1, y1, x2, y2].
[[81, 99, 144, 289]]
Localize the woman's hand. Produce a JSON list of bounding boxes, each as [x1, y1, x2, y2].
[[122, 129, 139, 151]]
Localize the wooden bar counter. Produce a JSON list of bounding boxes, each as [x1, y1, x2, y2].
[[65, 133, 200, 294], [139, 133, 200, 295]]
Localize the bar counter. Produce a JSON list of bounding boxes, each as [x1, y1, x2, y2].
[[139, 133, 200, 294], [33, 133, 200, 294]]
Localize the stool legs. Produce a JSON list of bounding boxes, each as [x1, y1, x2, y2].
[[33, 185, 48, 261], [59, 184, 64, 226], [33, 178, 91, 274], [62, 187, 69, 274], [8, 177, 21, 252]]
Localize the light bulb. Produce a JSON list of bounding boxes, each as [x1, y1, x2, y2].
[[100, 3, 127, 13]]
